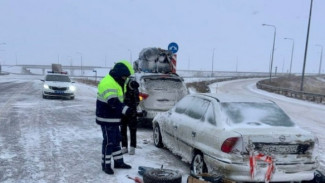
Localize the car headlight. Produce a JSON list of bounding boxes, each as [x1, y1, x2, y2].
[[69, 85, 76, 91], [43, 84, 49, 89]]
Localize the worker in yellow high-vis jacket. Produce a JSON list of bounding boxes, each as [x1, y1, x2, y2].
[[96, 60, 135, 175]]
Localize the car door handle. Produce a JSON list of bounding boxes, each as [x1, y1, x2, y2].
[[192, 131, 196, 137]]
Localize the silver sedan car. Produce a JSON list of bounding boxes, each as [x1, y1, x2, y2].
[[152, 93, 319, 182]]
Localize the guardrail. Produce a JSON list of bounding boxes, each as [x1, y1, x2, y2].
[[256, 81, 325, 104]]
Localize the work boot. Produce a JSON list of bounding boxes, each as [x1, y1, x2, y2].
[[114, 162, 132, 169], [102, 166, 114, 175], [129, 147, 135, 155], [121, 147, 128, 154]]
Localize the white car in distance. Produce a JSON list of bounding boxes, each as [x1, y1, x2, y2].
[[41, 72, 76, 100]]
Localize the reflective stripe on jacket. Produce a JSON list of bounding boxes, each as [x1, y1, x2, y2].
[[96, 74, 128, 125]]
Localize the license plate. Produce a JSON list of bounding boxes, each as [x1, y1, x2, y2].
[[260, 144, 298, 154], [55, 91, 64, 94]]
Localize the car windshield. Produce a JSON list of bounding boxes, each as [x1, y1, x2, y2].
[[45, 75, 71, 82], [221, 102, 295, 127]]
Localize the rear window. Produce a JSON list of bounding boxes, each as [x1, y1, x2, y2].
[[45, 75, 71, 82], [175, 96, 193, 114], [221, 102, 295, 127], [142, 77, 185, 89]]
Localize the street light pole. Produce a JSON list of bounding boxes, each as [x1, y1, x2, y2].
[[212, 48, 215, 77], [284, 38, 294, 75], [262, 24, 276, 82], [93, 69, 97, 82], [301, 0, 313, 91], [0, 43, 7, 66], [315, 44, 323, 75]]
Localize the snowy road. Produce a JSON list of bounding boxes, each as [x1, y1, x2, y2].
[[0, 74, 189, 183], [1, 74, 324, 183]]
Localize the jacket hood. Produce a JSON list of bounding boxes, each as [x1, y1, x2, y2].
[[109, 60, 134, 78], [109, 60, 134, 88]]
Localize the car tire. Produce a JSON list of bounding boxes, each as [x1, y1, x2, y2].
[[143, 168, 182, 183], [153, 124, 163, 148], [191, 152, 208, 175], [42, 94, 46, 99]]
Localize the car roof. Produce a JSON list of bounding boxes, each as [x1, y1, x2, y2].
[[193, 93, 273, 103]]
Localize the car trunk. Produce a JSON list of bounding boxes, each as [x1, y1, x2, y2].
[[233, 127, 316, 164], [140, 76, 187, 111]]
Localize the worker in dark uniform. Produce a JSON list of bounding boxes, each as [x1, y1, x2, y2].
[[121, 79, 140, 155], [96, 60, 135, 175]]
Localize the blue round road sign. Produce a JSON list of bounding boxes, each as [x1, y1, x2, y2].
[[168, 42, 179, 53]]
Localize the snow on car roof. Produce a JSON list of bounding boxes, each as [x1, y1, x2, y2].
[[133, 72, 182, 81], [133, 72, 179, 77], [198, 93, 273, 103]]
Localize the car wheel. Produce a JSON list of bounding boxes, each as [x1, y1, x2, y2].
[[153, 124, 163, 148], [191, 152, 208, 175], [143, 168, 182, 183]]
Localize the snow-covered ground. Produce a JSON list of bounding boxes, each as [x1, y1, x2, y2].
[[0, 73, 324, 183], [0, 74, 190, 183]]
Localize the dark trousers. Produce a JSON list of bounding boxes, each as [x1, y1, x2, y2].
[[121, 116, 137, 148], [101, 124, 124, 168]]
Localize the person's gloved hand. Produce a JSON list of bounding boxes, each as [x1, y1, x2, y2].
[[125, 107, 137, 118], [137, 110, 147, 117]]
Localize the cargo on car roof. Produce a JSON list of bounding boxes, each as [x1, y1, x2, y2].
[[133, 47, 177, 74]]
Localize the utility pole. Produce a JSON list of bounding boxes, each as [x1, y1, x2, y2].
[[282, 57, 285, 73], [300, 0, 313, 91], [315, 44, 323, 75], [76, 52, 83, 76], [284, 38, 294, 75], [262, 24, 277, 83], [236, 56, 238, 72], [275, 66, 278, 76], [212, 48, 215, 77]]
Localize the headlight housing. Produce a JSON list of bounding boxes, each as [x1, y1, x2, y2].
[[43, 84, 49, 89], [69, 85, 76, 91]]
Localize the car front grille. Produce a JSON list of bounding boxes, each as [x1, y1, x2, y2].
[[44, 91, 73, 96], [50, 86, 68, 91]]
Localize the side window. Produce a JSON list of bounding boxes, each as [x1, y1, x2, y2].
[[174, 96, 193, 114], [184, 97, 209, 120], [205, 103, 216, 125]]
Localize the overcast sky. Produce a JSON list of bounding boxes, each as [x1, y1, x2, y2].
[[0, 0, 325, 73]]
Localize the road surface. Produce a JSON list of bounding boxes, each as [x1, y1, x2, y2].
[[0, 74, 189, 183]]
